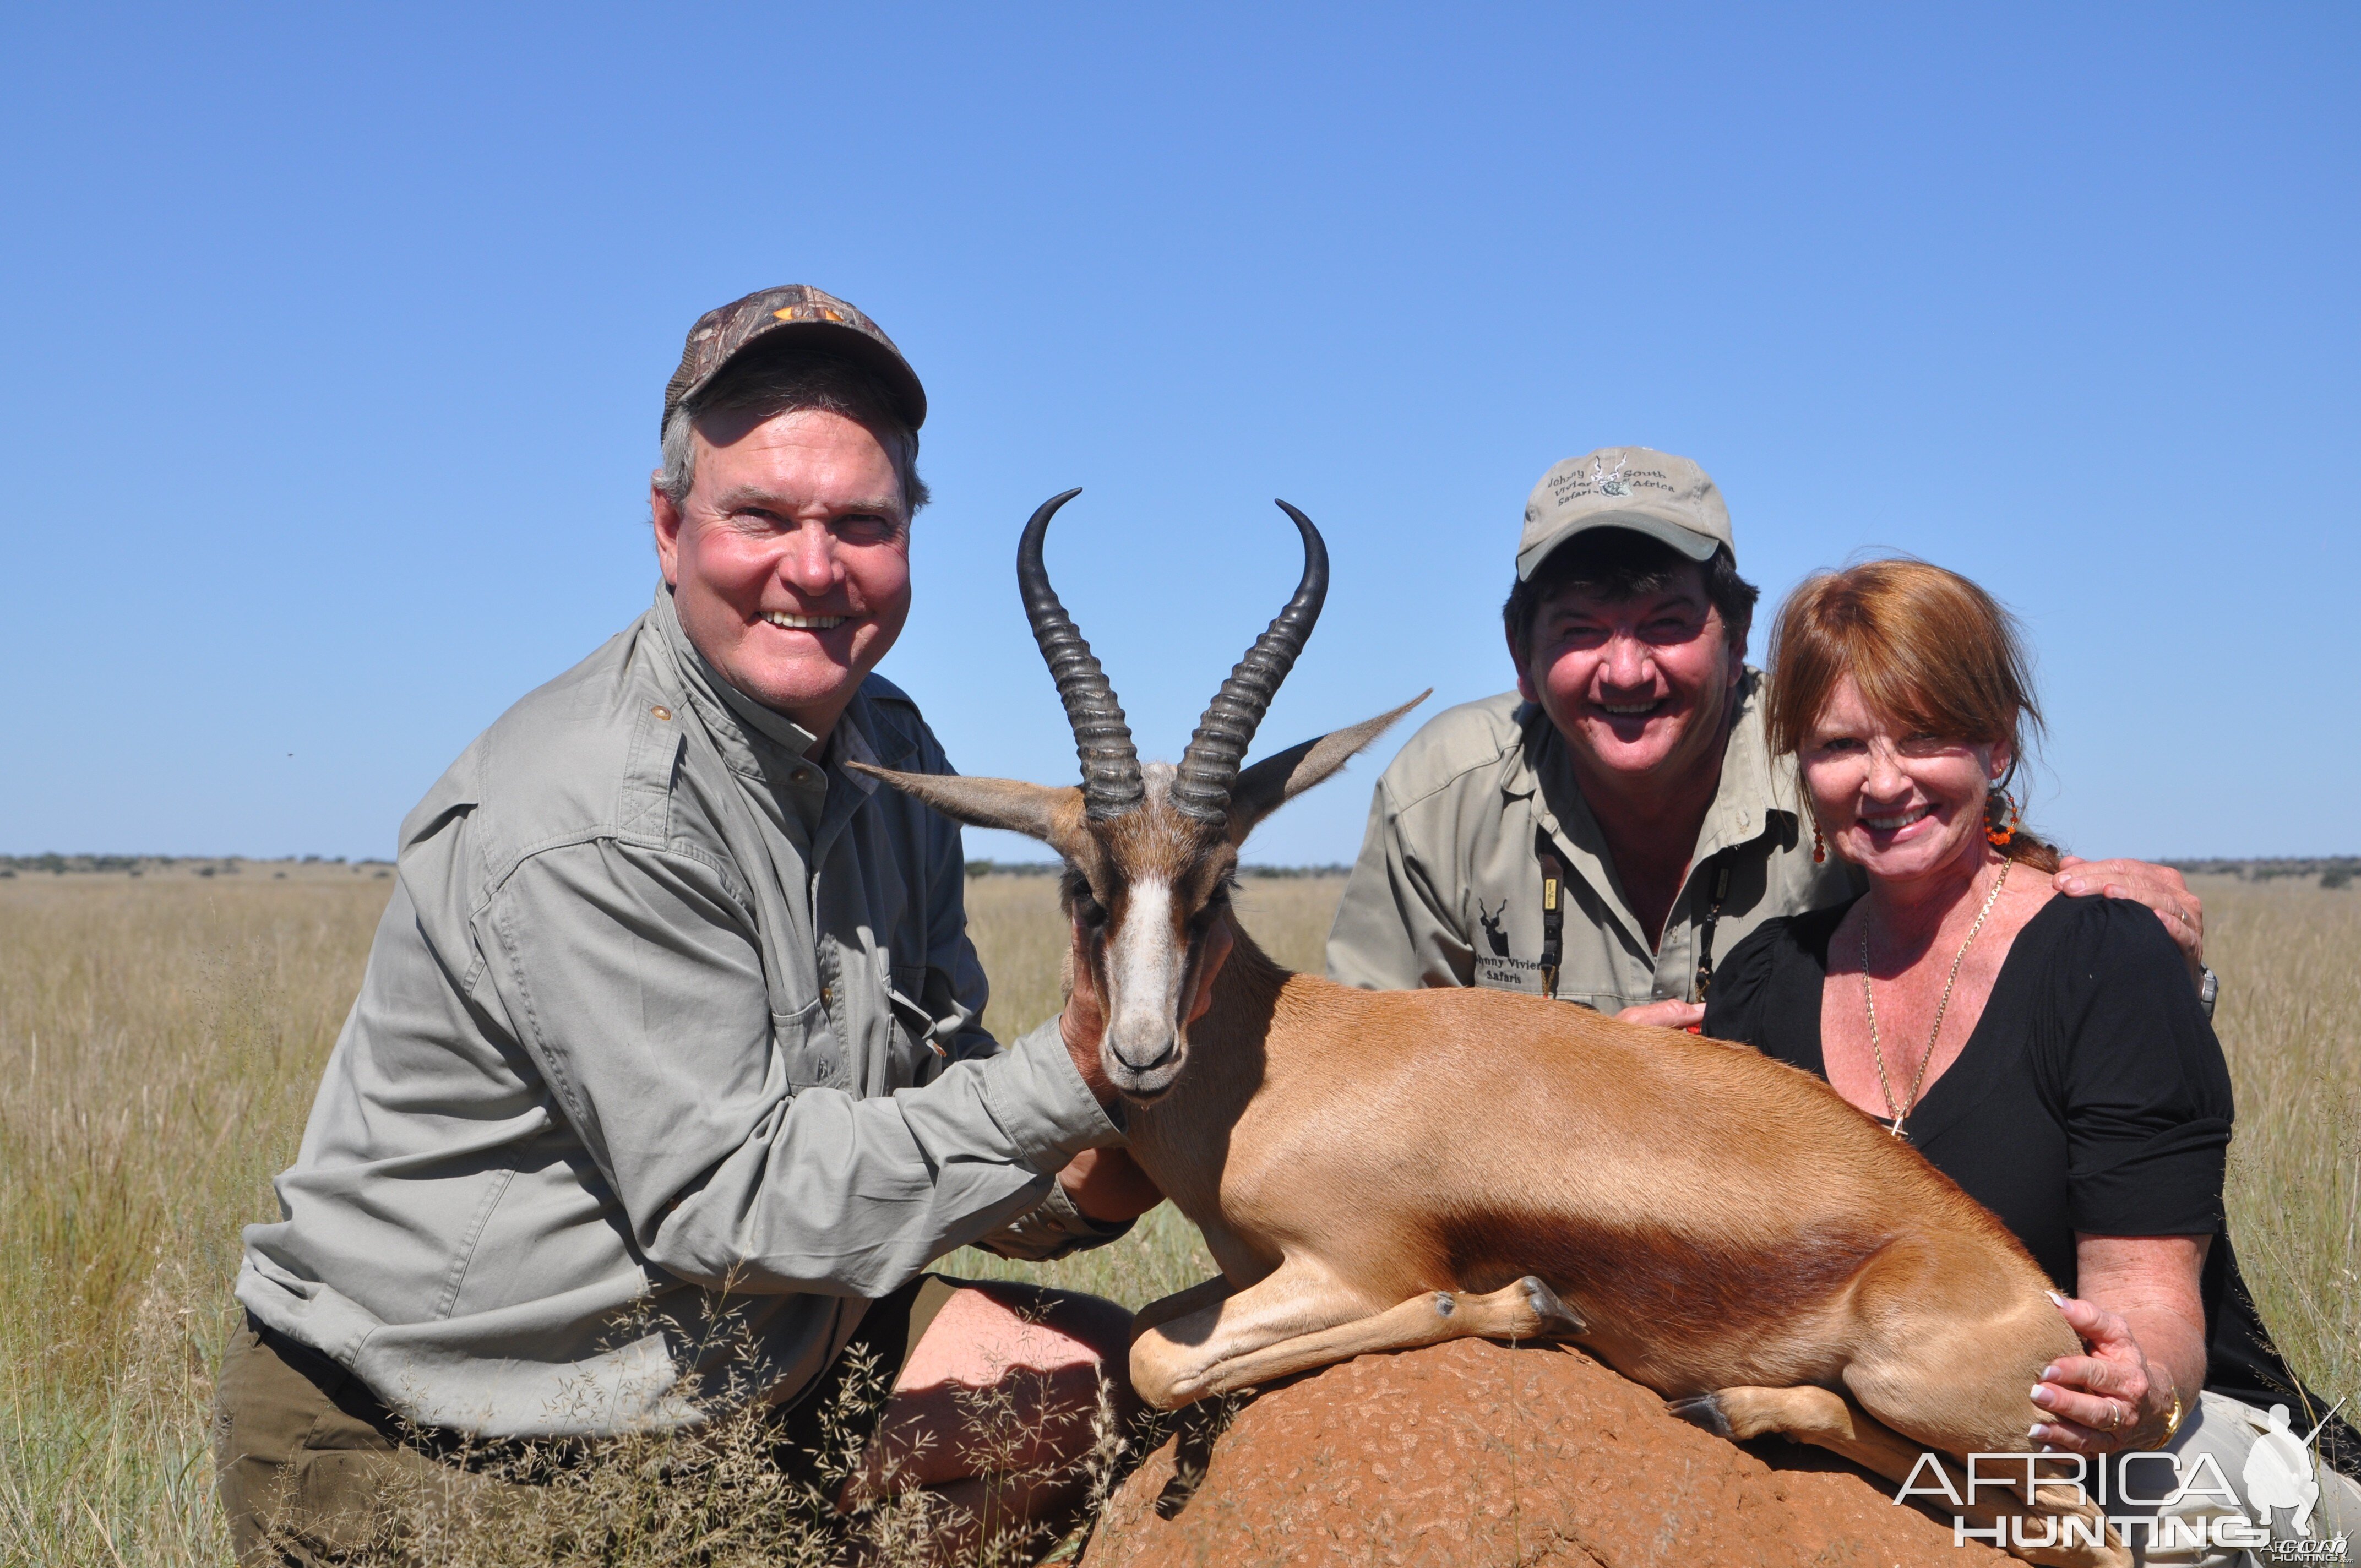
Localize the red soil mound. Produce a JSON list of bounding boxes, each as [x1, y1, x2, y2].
[[1087, 1338, 2009, 1567]]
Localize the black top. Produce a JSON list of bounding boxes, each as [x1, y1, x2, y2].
[[1705, 893, 2358, 1478]]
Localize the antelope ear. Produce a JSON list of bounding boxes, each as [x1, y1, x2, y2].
[[848, 764, 1075, 844], [1224, 691, 1430, 846]]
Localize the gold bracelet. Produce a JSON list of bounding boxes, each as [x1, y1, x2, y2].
[[2150, 1389, 2186, 1449]]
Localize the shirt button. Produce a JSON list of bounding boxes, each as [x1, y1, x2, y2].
[[791, 766, 817, 785], [819, 986, 833, 1007], [650, 705, 672, 722]]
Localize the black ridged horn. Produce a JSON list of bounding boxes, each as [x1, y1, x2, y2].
[[1018, 489, 1144, 820], [1169, 500, 1329, 823]]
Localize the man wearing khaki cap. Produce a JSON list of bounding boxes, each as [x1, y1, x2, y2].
[[216, 286, 1156, 1562], [1326, 445, 2208, 1022]]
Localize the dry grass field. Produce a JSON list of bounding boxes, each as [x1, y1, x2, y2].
[[0, 867, 2352, 1564]]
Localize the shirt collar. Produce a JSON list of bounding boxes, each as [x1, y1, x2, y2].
[[1693, 670, 1792, 860], [651, 583, 882, 781]]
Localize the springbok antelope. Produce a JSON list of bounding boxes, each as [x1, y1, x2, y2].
[[856, 492, 2124, 1567]]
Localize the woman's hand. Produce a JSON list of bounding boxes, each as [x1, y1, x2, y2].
[[2031, 1291, 2180, 1453], [1616, 999, 1706, 1031]]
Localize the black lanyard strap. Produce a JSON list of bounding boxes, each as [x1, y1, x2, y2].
[[1535, 827, 1564, 1001], [1692, 859, 1734, 1003]]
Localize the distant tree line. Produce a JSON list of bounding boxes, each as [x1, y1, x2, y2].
[[0, 854, 393, 880], [2164, 857, 2359, 890], [964, 859, 1353, 880]]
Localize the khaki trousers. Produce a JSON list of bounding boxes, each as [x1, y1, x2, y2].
[[215, 1278, 957, 1566], [212, 1315, 509, 1565]]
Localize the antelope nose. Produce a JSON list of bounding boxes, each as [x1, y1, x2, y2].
[[1107, 1022, 1178, 1072]]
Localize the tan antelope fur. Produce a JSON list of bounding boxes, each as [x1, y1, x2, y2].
[[854, 492, 2123, 1567]]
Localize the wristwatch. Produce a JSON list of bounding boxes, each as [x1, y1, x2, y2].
[[2197, 966, 2219, 1021]]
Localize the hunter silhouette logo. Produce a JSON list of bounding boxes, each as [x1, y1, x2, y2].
[[2243, 1399, 2347, 1543]]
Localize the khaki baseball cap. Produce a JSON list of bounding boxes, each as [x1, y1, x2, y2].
[[1517, 446, 1733, 580], [662, 284, 926, 442]]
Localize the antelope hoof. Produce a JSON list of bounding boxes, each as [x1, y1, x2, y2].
[[1517, 1276, 1588, 1338], [1666, 1393, 1734, 1440]]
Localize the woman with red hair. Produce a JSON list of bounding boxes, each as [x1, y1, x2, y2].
[[1705, 559, 2357, 1556]]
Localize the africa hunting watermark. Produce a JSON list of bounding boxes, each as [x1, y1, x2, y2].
[[1894, 1435, 2349, 1559]]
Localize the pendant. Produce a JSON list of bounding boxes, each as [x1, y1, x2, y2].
[[1886, 1120, 1912, 1144]]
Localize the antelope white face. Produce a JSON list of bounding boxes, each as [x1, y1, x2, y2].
[[1096, 876, 1185, 1090], [1063, 766, 1238, 1102]]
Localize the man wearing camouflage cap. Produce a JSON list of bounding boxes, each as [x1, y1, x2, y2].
[[216, 286, 1156, 1561], [1326, 445, 2209, 1021]]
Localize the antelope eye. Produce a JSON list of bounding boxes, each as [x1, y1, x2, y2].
[[1076, 897, 1109, 929]]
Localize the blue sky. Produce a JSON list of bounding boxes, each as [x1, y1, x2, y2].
[[2, 4, 2352, 865]]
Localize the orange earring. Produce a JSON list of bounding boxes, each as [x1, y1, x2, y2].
[[1986, 790, 2020, 849], [1811, 820, 1826, 863]]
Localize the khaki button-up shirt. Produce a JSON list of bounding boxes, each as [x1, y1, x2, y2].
[[237, 587, 1124, 1438], [1326, 674, 1860, 1012]]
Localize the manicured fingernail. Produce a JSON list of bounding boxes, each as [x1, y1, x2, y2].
[[2031, 1386, 2050, 1406], [2028, 1424, 2047, 1441], [2042, 1366, 2062, 1382], [2044, 1291, 2067, 1308]]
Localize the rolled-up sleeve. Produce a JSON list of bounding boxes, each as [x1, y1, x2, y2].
[[480, 839, 1122, 1298], [1327, 780, 1475, 991]]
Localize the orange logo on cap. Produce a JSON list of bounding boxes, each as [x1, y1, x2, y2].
[[771, 306, 800, 322]]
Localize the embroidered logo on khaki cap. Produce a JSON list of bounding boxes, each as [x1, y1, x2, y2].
[[661, 284, 926, 442], [1516, 445, 1734, 581]]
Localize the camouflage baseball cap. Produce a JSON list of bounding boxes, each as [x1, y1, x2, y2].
[[661, 284, 926, 441], [1517, 446, 1733, 580]]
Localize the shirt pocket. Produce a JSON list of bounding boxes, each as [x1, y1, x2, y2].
[[769, 997, 840, 1090]]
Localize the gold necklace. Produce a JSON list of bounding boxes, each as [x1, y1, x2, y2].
[[1859, 858, 2011, 1142]]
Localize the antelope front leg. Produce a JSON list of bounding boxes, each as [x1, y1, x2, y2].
[[1131, 1268, 1585, 1411], [1130, 1263, 1367, 1410]]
